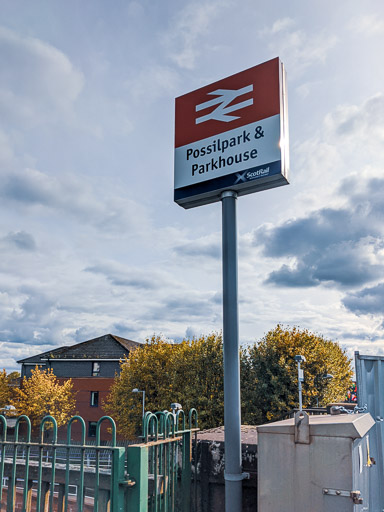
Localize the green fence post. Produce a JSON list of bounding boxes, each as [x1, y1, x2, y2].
[[111, 447, 126, 512], [126, 445, 149, 512], [182, 430, 192, 512]]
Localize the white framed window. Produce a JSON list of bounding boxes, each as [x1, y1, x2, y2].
[[92, 362, 100, 377], [90, 391, 99, 407]]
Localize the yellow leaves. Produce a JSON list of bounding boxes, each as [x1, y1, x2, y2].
[[11, 366, 76, 428], [104, 333, 224, 438], [242, 325, 353, 423], [0, 369, 20, 408]]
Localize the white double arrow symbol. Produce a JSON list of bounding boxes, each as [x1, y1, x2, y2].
[[195, 85, 253, 125]]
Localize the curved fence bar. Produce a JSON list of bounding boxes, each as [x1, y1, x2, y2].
[[143, 411, 152, 437], [155, 411, 175, 439], [166, 413, 175, 438], [188, 408, 199, 430], [96, 416, 116, 447], [37, 416, 58, 512], [14, 416, 32, 512], [154, 411, 166, 437], [94, 416, 117, 511], [39, 415, 58, 443], [66, 416, 86, 511], [14, 415, 31, 443], [176, 409, 186, 433], [144, 413, 158, 443], [0, 415, 6, 506], [0, 415, 7, 442], [66, 415, 86, 445]]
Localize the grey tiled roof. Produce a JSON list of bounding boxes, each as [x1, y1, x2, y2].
[[17, 334, 142, 363]]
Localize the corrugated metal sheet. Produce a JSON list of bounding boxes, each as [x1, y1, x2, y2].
[[355, 351, 384, 511]]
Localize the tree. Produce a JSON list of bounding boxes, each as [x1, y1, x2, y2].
[[105, 326, 353, 438], [104, 334, 224, 438], [0, 370, 20, 409], [241, 325, 353, 423], [12, 367, 77, 428], [0, 370, 12, 408]]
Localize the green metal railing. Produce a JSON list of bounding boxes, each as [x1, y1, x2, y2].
[[0, 409, 198, 512], [0, 414, 126, 511]]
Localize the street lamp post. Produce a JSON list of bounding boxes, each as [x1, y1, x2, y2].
[[132, 388, 145, 419], [294, 355, 306, 412]]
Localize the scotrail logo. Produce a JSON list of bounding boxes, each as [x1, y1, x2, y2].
[[195, 85, 253, 125]]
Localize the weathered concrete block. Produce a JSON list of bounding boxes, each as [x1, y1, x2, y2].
[[193, 425, 258, 512]]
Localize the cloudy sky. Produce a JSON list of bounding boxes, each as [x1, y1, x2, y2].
[[0, 0, 383, 372]]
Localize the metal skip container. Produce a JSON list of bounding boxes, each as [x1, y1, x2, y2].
[[257, 412, 375, 511], [355, 352, 384, 511]]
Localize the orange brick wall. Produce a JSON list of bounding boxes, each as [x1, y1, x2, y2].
[[57, 377, 119, 442]]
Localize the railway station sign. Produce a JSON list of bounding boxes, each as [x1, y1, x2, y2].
[[174, 57, 289, 209]]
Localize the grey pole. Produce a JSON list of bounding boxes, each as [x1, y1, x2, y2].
[[298, 362, 303, 412], [221, 190, 242, 512], [142, 390, 145, 420]]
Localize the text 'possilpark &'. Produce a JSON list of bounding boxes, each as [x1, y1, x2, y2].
[[186, 127, 264, 177]]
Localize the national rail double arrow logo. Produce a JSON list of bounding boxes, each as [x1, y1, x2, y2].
[[195, 85, 253, 125]]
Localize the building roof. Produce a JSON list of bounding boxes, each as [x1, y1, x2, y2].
[[17, 334, 142, 364]]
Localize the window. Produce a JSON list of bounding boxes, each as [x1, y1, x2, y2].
[[92, 362, 100, 377], [88, 421, 97, 438], [90, 391, 99, 407]]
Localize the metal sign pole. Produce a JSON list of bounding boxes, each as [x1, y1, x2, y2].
[[221, 190, 242, 512]]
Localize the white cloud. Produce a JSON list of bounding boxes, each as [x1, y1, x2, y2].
[[173, 233, 221, 259], [0, 26, 84, 125], [124, 64, 180, 103], [164, 2, 225, 69], [260, 19, 337, 77], [0, 129, 14, 165], [84, 261, 171, 290], [324, 93, 384, 146], [291, 93, 384, 213], [349, 15, 384, 36], [0, 166, 150, 233], [271, 17, 295, 34]]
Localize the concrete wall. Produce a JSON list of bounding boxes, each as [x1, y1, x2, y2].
[[193, 426, 258, 512]]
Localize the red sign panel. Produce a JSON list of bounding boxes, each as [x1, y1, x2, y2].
[[175, 58, 281, 148]]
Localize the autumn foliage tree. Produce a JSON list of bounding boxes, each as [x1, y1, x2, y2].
[[104, 334, 223, 438], [0, 370, 20, 409], [105, 327, 353, 438], [12, 367, 76, 428], [0, 370, 12, 408], [241, 325, 353, 423]]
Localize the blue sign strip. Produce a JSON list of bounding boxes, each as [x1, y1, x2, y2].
[[174, 160, 282, 202]]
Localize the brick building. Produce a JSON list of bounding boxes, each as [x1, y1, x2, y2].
[[17, 334, 142, 440]]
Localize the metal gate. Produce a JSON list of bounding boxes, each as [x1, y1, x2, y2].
[[0, 409, 198, 512]]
